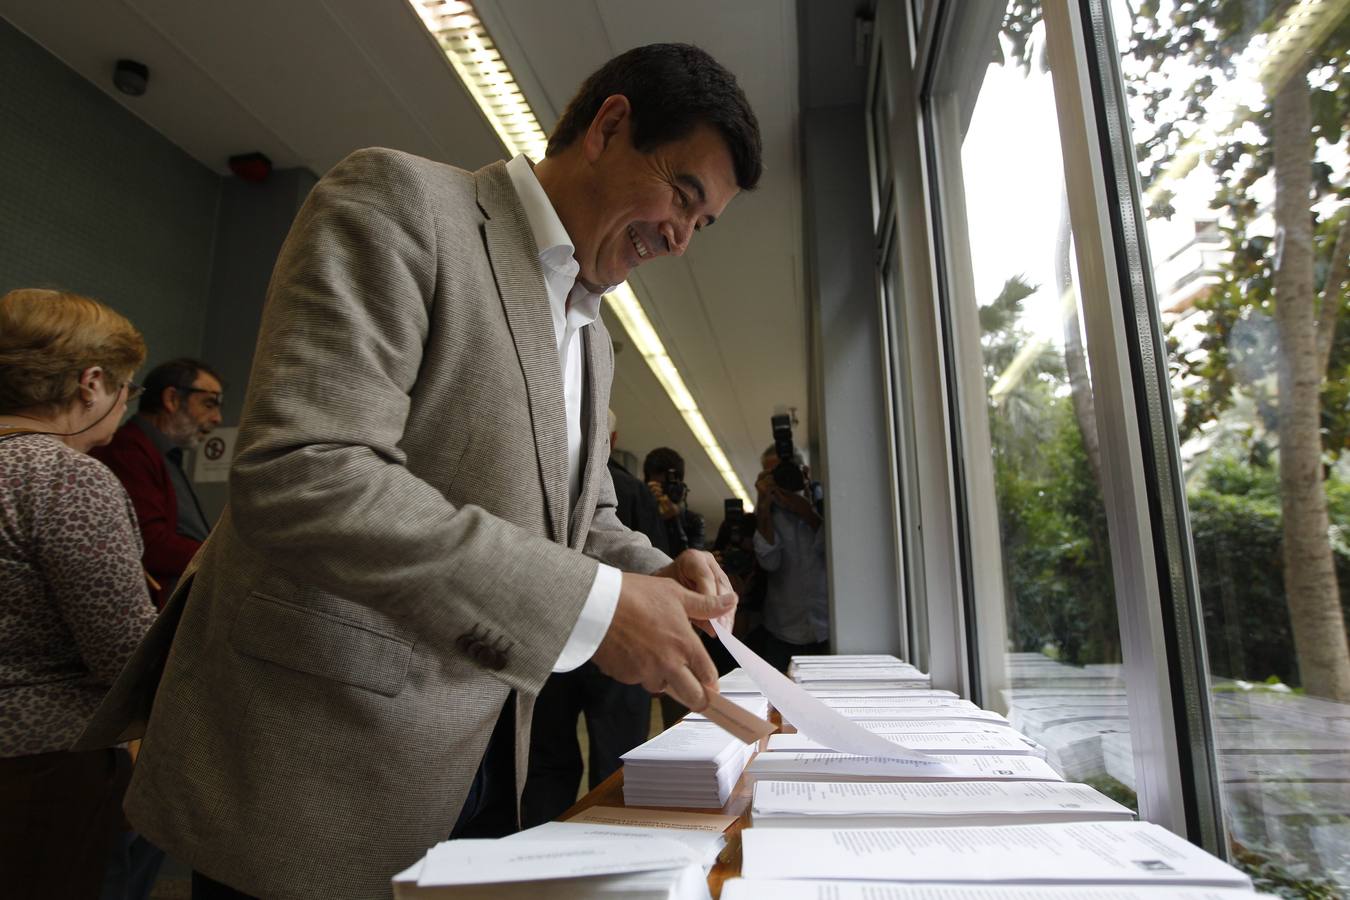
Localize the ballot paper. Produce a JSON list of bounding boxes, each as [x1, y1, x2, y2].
[[508, 821, 725, 871], [766, 730, 1044, 757], [622, 720, 758, 808], [717, 668, 762, 694], [803, 688, 959, 699], [721, 880, 1267, 900], [740, 822, 1252, 888], [818, 696, 978, 709], [821, 707, 1010, 724], [751, 780, 1135, 828], [744, 752, 1063, 784], [416, 836, 696, 887], [712, 620, 949, 771], [394, 854, 709, 900]]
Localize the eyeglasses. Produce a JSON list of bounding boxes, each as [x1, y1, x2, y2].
[[124, 381, 145, 402], [175, 387, 224, 410]]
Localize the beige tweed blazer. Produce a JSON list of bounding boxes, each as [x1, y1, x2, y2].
[[79, 149, 670, 900]]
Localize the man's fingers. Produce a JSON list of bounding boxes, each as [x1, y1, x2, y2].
[[678, 587, 737, 621], [686, 639, 720, 688], [663, 665, 709, 712]]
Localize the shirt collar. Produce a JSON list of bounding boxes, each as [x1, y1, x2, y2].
[[504, 155, 614, 325]]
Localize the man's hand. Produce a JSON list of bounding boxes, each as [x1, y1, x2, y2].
[[655, 549, 737, 633], [754, 470, 776, 504], [647, 480, 681, 520], [591, 574, 734, 711]]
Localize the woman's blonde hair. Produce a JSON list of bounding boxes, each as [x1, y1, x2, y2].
[[0, 288, 147, 414]]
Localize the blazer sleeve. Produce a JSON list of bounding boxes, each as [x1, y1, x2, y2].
[[226, 148, 599, 689], [583, 437, 671, 574], [94, 433, 201, 579]]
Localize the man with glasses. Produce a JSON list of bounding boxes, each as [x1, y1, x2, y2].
[[93, 357, 224, 607]]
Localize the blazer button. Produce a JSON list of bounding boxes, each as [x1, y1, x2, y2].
[[455, 633, 475, 654], [483, 647, 508, 671]]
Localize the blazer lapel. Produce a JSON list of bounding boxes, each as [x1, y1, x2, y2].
[[475, 162, 568, 544], [568, 322, 612, 549]]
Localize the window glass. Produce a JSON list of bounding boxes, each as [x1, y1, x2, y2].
[[925, 0, 1137, 811], [1111, 1, 1350, 893]]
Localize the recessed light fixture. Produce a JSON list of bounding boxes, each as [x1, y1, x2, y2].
[[412, 0, 755, 509]]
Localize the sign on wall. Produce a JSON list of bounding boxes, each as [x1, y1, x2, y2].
[[192, 426, 238, 483]]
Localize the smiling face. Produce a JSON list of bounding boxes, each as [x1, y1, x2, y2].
[[574, 97, 740, 289]]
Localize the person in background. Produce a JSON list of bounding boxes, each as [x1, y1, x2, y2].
[[644, 446, 707, 553], [0, 288, 160, 899], [522, 410, 670, 826], [751, 443, 828, 672], [92, 358, 223, 607]]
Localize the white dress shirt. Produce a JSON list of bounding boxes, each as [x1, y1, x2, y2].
[[505, 154, 623, 673]]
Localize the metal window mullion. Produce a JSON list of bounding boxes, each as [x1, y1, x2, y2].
[[1076, 0, 1225, 854], [1041, 0, 1189, 836]]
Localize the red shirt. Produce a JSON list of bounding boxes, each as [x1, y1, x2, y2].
[[90, 419, 202, 607]]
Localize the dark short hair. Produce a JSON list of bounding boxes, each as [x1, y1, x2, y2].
[[643, 446, 686, 482], [140, 357, 223, 413], [546, 43, 763, 191]]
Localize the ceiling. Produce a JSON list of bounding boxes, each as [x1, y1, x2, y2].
[[1, 0, 807, 526]]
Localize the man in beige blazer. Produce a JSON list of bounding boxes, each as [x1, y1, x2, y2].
[[80, 44, 762, 899]]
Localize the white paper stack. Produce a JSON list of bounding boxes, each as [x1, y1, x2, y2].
[[740, 821, 1253, 889], [817, 696, 978, 710], [817, 706, 1011, 724], [392, 835, 710, 899], [744, 752, 1063, 785], [766, 730, 1045, 757], [803, 688, 959, 700], [789, 657, 932, 690], [507, 820, 726, 872], [622, 720, 757, 808], [721, 881, 1266, 900], [716, 668, 763, 696], [751, 780, 1134, 828]]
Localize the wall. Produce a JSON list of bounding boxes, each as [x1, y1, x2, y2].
[[799, 0, 905, 654], [0, 17, 220, 365]]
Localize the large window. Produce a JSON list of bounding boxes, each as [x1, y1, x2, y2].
[[1106, 0, 1350, 893], [922, 0, 1138, 811]]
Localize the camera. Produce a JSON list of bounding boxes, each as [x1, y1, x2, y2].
[[663, 468, 687, 505], [770, 414, 805, 492], [718, 498, 754, 577]]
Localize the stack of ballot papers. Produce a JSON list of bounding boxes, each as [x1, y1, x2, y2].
[[391, 833, 710, 899], [721, 881, 1268, 899], [622, 720, 758, 808], [765, 729, 1045, 757], [789, 656, 932, 690], [744, 752, 1063, 784], [751, 780, 1134, 828], [739, 821, 1253, 889]]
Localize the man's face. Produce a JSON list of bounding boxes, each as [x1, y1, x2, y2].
[[578, 114, 740, 289], [165, 371, 224, 449]]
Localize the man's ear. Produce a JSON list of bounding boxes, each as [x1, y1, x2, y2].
[[581, 94, 632, 163], [160, 386, 180, 414]]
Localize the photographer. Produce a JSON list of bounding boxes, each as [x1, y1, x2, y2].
[[751, 427, 828, 672], [643, 447, 706, 554]]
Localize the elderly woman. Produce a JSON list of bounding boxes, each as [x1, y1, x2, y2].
[[0, 288, 160, 898]]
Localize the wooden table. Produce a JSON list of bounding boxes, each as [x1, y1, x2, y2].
[[559, 766, 753, 898]]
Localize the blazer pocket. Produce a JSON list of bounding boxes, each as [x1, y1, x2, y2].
[[230, 592, 412, 697]]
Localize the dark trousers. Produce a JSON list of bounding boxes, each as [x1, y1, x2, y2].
[[0, 747, 132, 900], [193, 695, 520, 899], [748, 626, 829, 673], [521, 663, 652, 827]]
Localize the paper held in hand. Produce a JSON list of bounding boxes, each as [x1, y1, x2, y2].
[[711, 619, 951, 771]]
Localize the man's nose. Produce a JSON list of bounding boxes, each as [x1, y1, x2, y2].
[[663, 221, 694, 257]]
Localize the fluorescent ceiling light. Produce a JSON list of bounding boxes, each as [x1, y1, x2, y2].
[[412, 0, 755, 509]]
